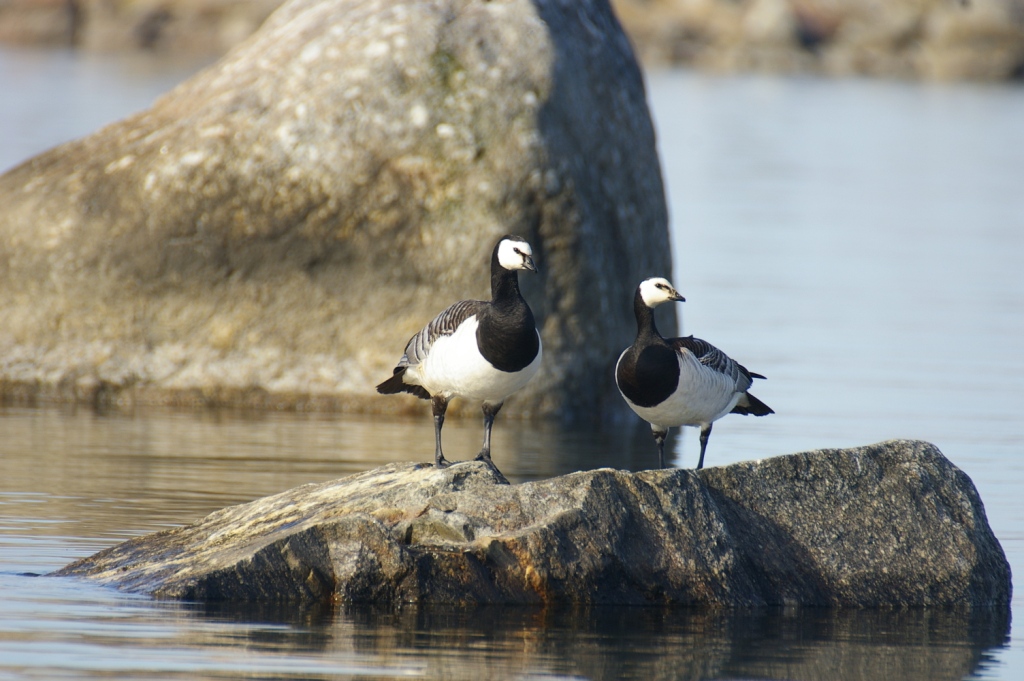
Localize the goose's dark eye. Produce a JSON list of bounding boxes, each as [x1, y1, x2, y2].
[[514, 248, 524, 255]]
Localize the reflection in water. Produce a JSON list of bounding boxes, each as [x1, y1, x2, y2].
[[175, 601, 1011, 681]]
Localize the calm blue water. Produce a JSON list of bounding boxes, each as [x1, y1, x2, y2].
[[1, 47, 1022, 679]]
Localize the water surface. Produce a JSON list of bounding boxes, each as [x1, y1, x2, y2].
[[1, 49, 1022, 679]]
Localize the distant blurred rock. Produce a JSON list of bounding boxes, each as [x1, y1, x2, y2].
[[2, 0, 1022, 80], [613, 0, 1024, 81], [0, 0, 77, 45], [0, 0, 280, 52], [0, 0, 670, 417], [55, 440, 1013, 608]]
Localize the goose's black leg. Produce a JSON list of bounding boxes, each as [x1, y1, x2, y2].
[[432, 395, 451, 468], [697, 423, 713, 470], [653, 427, 669, 469], [476, 401, 503, 465]]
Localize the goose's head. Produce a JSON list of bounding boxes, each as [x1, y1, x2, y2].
[[496, 235, 537, 272], [638, 277, 685, 308]]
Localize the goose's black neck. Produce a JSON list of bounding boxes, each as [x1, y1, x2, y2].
[[618, 288, 678, 408], [490, 247, 525, 310], [633, 288, 663, 342], [479, 242, 538, 373]]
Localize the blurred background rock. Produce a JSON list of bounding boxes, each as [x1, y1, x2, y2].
[[0, 0, 671, 420], [2, 0, 1023, 81]]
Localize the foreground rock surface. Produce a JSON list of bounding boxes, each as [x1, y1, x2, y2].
[[55, 440, 1011, 607], [0, 0, 670, 419]]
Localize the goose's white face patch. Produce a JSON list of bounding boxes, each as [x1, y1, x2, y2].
[[497, 238, 534, 271], [639, 277, 683, 307]]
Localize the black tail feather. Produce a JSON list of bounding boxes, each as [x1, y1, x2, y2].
[[376, 368, 431, 400], [732, 392, 774, 416]]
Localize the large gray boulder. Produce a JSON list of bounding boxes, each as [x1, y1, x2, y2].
[[55, 440, 1012, 608], [0, 0, 670, 420]]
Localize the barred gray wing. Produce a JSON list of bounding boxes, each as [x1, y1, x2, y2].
[[671, 335, 754, 392], [399, 299, 488, 367]]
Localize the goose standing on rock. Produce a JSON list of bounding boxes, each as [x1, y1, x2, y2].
[[615, 277, 773, 469], [376, 235, 542, 470]]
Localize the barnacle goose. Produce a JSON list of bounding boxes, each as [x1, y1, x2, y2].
[[615, 277, 773, 470], [376, 235, 542, 470]]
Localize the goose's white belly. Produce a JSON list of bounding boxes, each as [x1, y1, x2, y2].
[[621, 352, 740, 429], [406, 317, 542, 402]]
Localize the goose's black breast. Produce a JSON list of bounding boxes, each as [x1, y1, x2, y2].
[[476, 305, 540, 373], [616, 342, 680, 408]]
